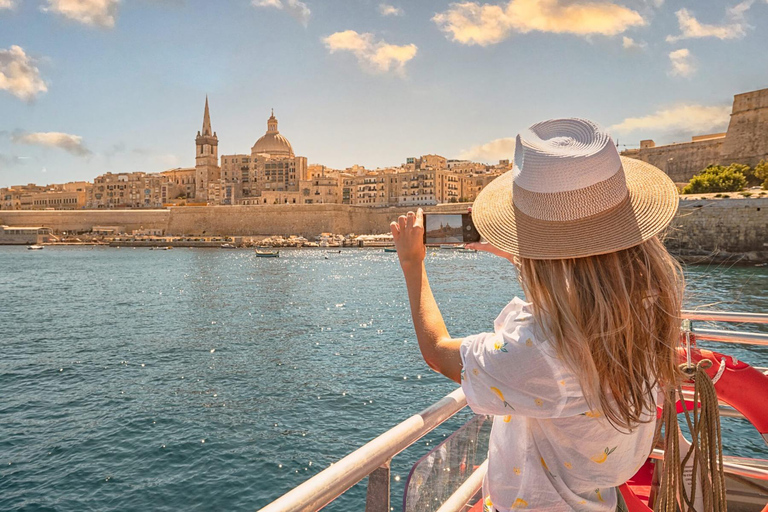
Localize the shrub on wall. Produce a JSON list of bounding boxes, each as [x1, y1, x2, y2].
[[754, 160, 768, 190], [681, 164, 748, 194]]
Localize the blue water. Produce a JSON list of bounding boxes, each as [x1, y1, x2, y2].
[[1, 246, 766, 511]]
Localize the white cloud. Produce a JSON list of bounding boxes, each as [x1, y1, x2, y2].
[[459, 137, 516, 162], [0, 45, 48, 102], [252, 0, 310, 26], [622, 36, 646, 49], [323, 30, 417, 75], [666, 2, 752, 43], [379, 3, 403, 16], [610, 104, 731, 136], [11, 132, 91, 157], [42, 0, 119, 28], [0, 0, 18, 10], [668, 48, 696, 77], [433, 0, 646, 46]]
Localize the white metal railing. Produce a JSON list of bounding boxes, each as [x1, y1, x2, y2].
[[681, 310, 768, 324], [258, 310, 767, 512], [258, 388, 467, 512], [435, 459, 488, 512]]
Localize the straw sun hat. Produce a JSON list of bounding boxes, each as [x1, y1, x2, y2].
[[471, 118, 679, 260]]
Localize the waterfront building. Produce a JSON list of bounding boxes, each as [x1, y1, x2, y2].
[[460, 173, 502, 202], [436, 170, 461, 203], [300, 173, 342, 204], [621, 87, 768, 183], [160, 167, 197, 201], [194, 96, 221, 202], [218, 109, 308, 205], [1, 182, 91, 210], [0, 225, 52, 244], [251, 111, 308, 195], [421, 154, 448, 170], [393, 169, 437, 206], [1, 184, 46, 210], [89, 171, 181, 208]]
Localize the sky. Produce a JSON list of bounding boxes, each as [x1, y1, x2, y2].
[[1, 0, 767, 187]]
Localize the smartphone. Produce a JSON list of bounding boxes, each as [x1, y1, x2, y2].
[[422, 213, 481, 245]]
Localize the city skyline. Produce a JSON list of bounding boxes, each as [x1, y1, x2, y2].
[[2, 0, 768, 187]]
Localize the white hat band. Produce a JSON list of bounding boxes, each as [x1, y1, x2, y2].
[[512, 166, 629, 222]]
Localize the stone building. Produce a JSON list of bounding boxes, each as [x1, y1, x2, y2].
[[621, 87, 768, 183], [89, 171, 180, 208], [1, 182, 91, 210], [218, 109, 308, 204], [160, 167, 196, 200]]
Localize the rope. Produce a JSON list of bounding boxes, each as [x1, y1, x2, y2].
[[654, 361, 728, 512]]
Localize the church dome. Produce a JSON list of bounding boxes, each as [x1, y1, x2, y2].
[[251, 111, 294, 157]]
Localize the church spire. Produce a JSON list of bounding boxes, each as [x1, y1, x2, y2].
[[202, 95, 212, 136]]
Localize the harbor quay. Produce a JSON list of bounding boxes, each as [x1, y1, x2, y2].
[[1, 198, 767, 262]]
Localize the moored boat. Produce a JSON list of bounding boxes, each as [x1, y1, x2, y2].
[[383, 247, 397, 253], [220, 243, 237, 249], [255, 249, 279, 258], [27, 245, 44, 250]]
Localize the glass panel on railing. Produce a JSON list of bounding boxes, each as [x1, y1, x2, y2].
[[403, 414, 491, 512]]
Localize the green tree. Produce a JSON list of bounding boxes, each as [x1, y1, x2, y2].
[[753, 160, 768, 190], [681, 164, 748, 194]]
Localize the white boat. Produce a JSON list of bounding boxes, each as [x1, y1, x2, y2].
[[255, 249, 279, 258], [27, 245, 44, 250], [258, 310, 768, 512], [220, 243, 237, 249]]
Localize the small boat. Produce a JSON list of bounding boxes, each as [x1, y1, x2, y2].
[[159, 246, 172, 251], [27, 245, 44, 250], [255, 249, 279, 258], [384, 247, 398, 253], [220, 243, 237, 249]]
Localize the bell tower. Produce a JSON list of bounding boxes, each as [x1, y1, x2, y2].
[[195, 95, 220, 202]]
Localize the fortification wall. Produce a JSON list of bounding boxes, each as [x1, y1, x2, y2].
[[2, 201, 766, 260], [720, 88, 768, 167], [623, 138, 724, 183], [0, 209, 170, 233], [665, 198, 767, 260], [165, 203, 468, 237]]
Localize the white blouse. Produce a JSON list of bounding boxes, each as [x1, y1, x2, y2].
[[460, 297, 657, 511]]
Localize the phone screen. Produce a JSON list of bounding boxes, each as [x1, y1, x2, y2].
[[423, 213, 481, 245]]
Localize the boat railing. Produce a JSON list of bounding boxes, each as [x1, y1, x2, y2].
[[258, 311, 768, 512]]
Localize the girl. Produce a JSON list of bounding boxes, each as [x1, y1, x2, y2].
[[390, 119, 683, 511]]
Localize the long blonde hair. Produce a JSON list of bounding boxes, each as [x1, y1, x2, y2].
[[518, 236, 683, 431]]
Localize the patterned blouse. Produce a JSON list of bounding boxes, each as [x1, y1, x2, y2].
[[460, 297, 657, 511]]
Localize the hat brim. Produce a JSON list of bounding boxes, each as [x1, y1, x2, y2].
[[471, 157, 679, 260]]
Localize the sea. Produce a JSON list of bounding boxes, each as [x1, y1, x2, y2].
[[1, 246, 767, 511]]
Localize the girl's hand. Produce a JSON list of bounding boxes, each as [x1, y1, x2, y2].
[[465, 242, 516, 263], [390, 209, 426, 268]]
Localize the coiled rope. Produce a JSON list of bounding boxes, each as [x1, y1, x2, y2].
[[654, 361, 727, 511]]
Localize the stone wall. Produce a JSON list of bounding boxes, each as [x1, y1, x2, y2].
[[664, 198, 767, 260], [622, 138, 724, 183], [0, 204, 469, 238], [720, 89, 768, 167], [0, 209, 170, 233], [2, 200, 767, 260]]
